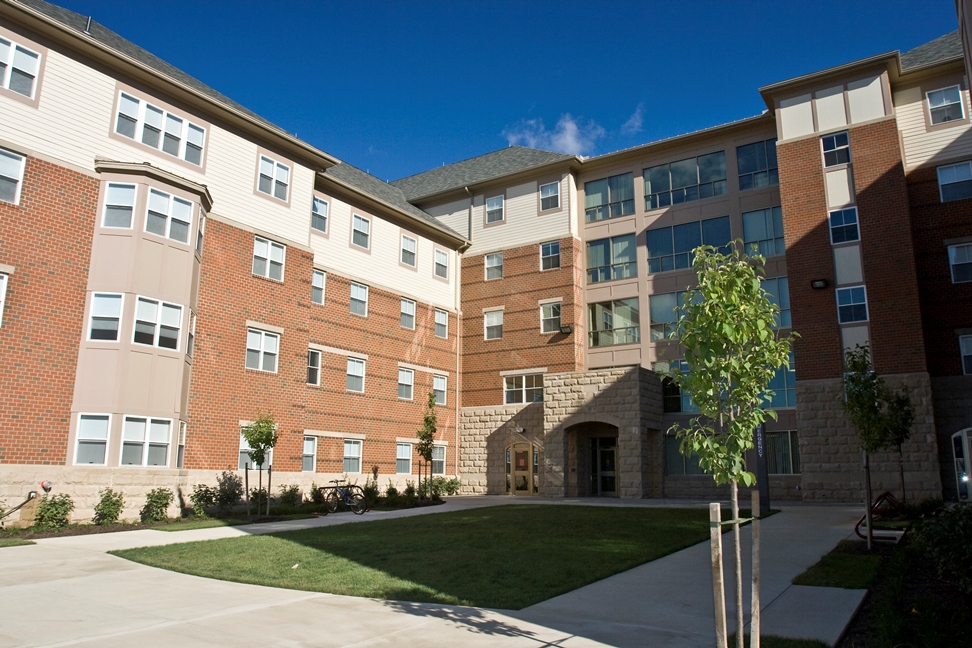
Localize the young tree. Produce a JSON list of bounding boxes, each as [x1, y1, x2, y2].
[[241, 413, 278, 516], [415, 392, 437, 500], [669, 243, 796, 648]]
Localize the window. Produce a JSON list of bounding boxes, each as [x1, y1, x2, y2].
[[346, 357, 365, 392], [239, 431, 271, 469], [146, 188, 193, 244], [311, 197, 328, 233], [350, 282, 368, 316], [196, 215, 205, 255], [661, 375, 682, 413], [75, 414, 109, 465], [949, 244, 972, 283], [484, 310, 503, 340], [761, 277, 791, 328], [302, 436, 317, 472], [829, 207, 859, 244], [766, 353, 796, 409], [307, 349, 321, 385], [102, 183, 135, 228], [836, 286, 868, 323], [0, 148, 25, 205], [821, 132, 850, 167], [588, 298, 640, 347], [312, 270, 326, 304], [186, 311, 196, 357], [344, 439, 362, 473], [485, 253, 503, 280], [737, 138, 778, 191], [928, 86, 964, 125], [400, 298, 416, 329], [432, 445, 446, 475], [435, 309, 448, 338], [398, 368, 414, 400], [115, 92, 206, 165], [257, 154, 289, 200], [397, 443, 412, 474], [177, 421, 186, 469], [89, 293, 123, 341], [962, 335, 972, 375], [647, 216, 731, 273], [587, 234, 637, 283], [352, 214, 370, 249], [649, 292, 685, 341], [541, 302, 561, 333], [121, 417, 170, 467], [246, 328, 279, 372], [585, 172, 634, 222], [504, 374, 543, 404], [134, 297, 182, 350], [434, 249, 449, 279], [540, 181, 560, 210], [541, 241, 560, 270], [939, 162, 972, 202], [433, 374, 447, 405], [486, 195, 504, 223], [253, 237, 285, 281], [0, 273, 6, 327], [401, 235, 417, 266], [644, 151, 727, 209], [766, 431, 800, 474], [743, 206, 785, 257], [0, 37, 41, 98], [665, 435, 705, 475]]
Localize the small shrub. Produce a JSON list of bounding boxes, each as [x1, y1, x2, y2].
[[403, 480, 417, 498], [362, 477, 380, 504], [34, 493, 74, 530], [912, 503, 972, 594], [249, 487, 269, 514], [189, 484, 217, 518], [215, 471, 243, 514], [385, 481, 399, 498], [419, 476, 447, 500], [310, 482, 326, 504], [444, 477, 461, 495], [904, 496, 944, 521], [93, 488, 124, 525], [278, 484, 301, 508], [141, 487, 174, 523]]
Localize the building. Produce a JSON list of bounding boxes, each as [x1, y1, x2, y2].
[[0, 0, 969, 518]]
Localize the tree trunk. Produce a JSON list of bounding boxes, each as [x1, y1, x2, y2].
[[709, 503, 728, 648], [267, 464, 272, 516], [898, 447, 906, 506], [863, 450, 873, 551], [731, 480, 744, 648], [750, 490, 760, 648], [245, 463, 250, 518], [258, 465, 263, 518]]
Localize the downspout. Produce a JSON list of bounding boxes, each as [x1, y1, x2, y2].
[[455, 186, 472, 487]]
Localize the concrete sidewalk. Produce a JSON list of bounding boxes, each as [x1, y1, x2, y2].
[[0, 498, 865, 647]]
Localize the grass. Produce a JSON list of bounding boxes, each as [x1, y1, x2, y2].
[[113, 504, 715, 610], [731, 634, 828, 648], [156, 513, 315, 531], [0, 537, 35, 548], [792, 540, 885, 589]]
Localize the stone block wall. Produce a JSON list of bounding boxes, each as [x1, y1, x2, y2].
[[458, 402, 543, 494]]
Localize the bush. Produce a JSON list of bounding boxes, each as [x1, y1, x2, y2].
[[215, 471, 243, 514], [141, 487, 173, 522], [403, 480, 417, 498], [385, 482, 399, 498], [34, 493, 74, 530], [93, 488, 124, 525], [362, 477, 380, 504], [278, 484, 301, 508], [912, 503, 972, 594], [310, 482, 326, 504], [189, 484, 217, 518], [249, 487, 269, 514], [419, 476, 448, 500], [445, 477, 461, 496]]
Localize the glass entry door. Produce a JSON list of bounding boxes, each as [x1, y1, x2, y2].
[[511, 442, 532, 495], [589, 437, 617, 496]]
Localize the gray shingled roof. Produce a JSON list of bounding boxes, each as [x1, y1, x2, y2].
[[391, 146, 576, 201], [901, 30, 963, 71], [324, 163, 466, 242]]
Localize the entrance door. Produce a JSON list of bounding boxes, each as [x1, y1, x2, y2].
[[589, 437, 617, 496], [511, 442, 532, 495]]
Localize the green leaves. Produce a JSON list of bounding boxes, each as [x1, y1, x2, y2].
[[841, 344, 914, 453], [416, 392, 438, 462], [241, 413, 279, 468]]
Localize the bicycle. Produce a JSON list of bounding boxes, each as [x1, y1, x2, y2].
[[319, 479, 367, 515]]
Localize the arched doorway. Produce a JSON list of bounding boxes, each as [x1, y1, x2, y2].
[[506, 442, 539, 495], [564, 421, 620, 497]]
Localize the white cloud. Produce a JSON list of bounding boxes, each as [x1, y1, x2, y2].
[[621, 103, 644, 135], [502, 114, 605, 156]]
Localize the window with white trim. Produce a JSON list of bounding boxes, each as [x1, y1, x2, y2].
[[89, 293, 123, 341], [311, 197, 328, 233], [396, 443, 412, 474], [949, 244, 972, 283], [541, 302, 561, 333], [75, 414, 109, 465], [344, 439, 362, 473], [239, 431, 271, 469], [312, 270, 326, 304], [134, 297, 182, 350], [432, 445, 446, 475], [938, 161, 972, 202], [485, 310, 503, 340], [401, 235, 417, 266], [433, 374, 447, 405], [352, 214, 370, 249], [346, 357, 365, 392], [434, 249, 449, 279], [177, 421, 186, 468], [961, 335, 972, 375], [302, 436, 317, 472], [743, 206, 785, 257], [0, 37, 41, 98], [0, 148, 25, 205], [350, 282, 368, 316], [253, 237, 285, 281], [0, 273, 7, 327], [121, 416, 170, 467], [115, 92, 205, 165], [486, 195, 504, 223], [434, 309, 448, 338], [146, 188, 193, 244], [829, 207, 859, 244], [195, 215, 206, 255], [186, 311, 196, 357], [401, 298, 416, 329], [836, 286, 868, 323], [485, 253, 503, 280], [102, 182, 135, 229], [928, 85, 964, 125], [398, 368, 414, 400], [307, 349, 321, 385], [257, 154, 289, 200], [822, 132, 850, 167], [505, 374, 543, 404], [541, 241, 560, 270], [246, 328, 279, 372], [540, 181, 560, 210]]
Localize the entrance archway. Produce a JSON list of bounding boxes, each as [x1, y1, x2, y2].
[[564, 421, 619, 497]]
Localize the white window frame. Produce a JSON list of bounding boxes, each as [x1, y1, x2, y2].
[[177, 421, 186, 469], [312, 269, 326, 304], [0, 147, 26, 205], [401, 297, 416, 329], [311, 197, 328, 234], [433, 374, 447, 405], [0, 273, 7, 327], [246, 328, 279, 373], [75, 413, 111, 466], [346, 357, 366, 392], [344, 439, 362, 473], [145, 188, 193, 244], [937, 161, 972, 202], [302, 436, 317, 472], [836, 285, 869, 324], [398, 368, 414, 400], [434, 249, 449, 279], [401, 234, 417, 267], [257, 154, 289, 201], [350, 282, 369, 316], [541, 241, 561, 270], [486, 195, 504, 223], [0, 37, 41, 99], [485, 253, 503, 280], [307, 348, 321, 386], [927, 85, 965, 125], [253, 236, 286, 281], [352, 214, 371, 249], [101, 182, 136, 229], [120, 416, 171, 467], [434, 309, 449, 339], [821, 131, 850, 167], [114, 91, 206, 165], [396, 443, 412, 474], [828, 207, 860, 244], [485, 309, 504, 340], [186, 310, 196, 357], [88, 292, 123, 342], [949, 243, 972, 283], [961, 335, 972, 375], [195, 214, 206, 255], [431, 445, 446, 476], [133, 296, 183, 350], [504, 373, 544, 404], [239, 430, 272, 469], [541, 301, 562, 334], [540, 181, 560, 211]]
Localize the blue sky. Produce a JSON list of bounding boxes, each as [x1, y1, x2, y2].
[[55, 0, 959, 182]]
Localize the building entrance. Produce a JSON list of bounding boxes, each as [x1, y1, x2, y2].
[[508, 442, 536, 495], [590, 437, 617, 496]]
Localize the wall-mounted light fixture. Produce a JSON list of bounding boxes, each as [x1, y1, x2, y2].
[[514, 427, 525, 433], [810, 279, 829, 289], [560, 324, 574, 334]]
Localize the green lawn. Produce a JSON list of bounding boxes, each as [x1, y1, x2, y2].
[[0, 538, 34, 548], [792, 540, 885, 589], [157, 513, 315, 531], [113, 505, 714, 609]]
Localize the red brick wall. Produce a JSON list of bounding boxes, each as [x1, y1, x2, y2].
[[460, 237, 584, 407], [188, 218, 458, 475], [0, 157, 97, 464]]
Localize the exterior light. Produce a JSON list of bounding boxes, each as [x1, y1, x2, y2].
[[560, 324, 574, 334], [810, 279, 829, 289]]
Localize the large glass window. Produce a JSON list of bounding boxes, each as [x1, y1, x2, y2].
[[665, 434, 705, 475], [766, 430, 800, 474], [75, 414, 109, 465], [950, 243, 972, 283], [121, 417, 170, 467], [647, 216, 731, 273], [0, 148, 25, 205], [742, 206, 785, 257], [0, 37, 41, 98], [644, 151, 726, 210], [588, 298, 640, 347], [765, 353, 796, 408], [134, 297, 182, 350], [736, 138, 778, 191], [246, 328, 279, 372], [927, 86, 964, 125], [761, 277, 791, 328], [587, 234, 636, 283], [649, 292, 688, 341], [585, 173, 634, 222], [115, 92, 206, 165], [504, 374, 543, 403], [939, 161, 972, 202]]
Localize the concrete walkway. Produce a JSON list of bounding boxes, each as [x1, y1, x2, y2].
[[0, 497, 865, 647]]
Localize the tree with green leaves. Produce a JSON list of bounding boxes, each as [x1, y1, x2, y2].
[[415, 392, 437, 500], [241, 412, 278, 516], [668, 243, 796, 648]]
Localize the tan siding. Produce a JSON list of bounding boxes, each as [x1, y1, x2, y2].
[[896, 86, 972, 168]]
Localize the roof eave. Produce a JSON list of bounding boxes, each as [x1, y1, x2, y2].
[[758, 52, 898, 110]]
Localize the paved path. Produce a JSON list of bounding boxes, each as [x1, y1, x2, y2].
[[0, 497, 865, 647]]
